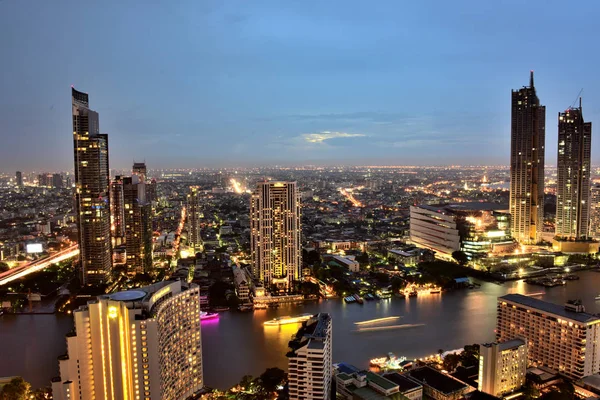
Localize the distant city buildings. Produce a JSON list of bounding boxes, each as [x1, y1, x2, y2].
[[478, 339, 527, 397], [555, 100, 592, 240], [497, 294, 600, 380], [510, 71, 545, 244], [250, 181, 301, 291], [72, 88, 112, 284], [52, 280, 203, 400], [590, 184, 600, 240], [15, 171, 22, 188], [287, 313, 332, 400]]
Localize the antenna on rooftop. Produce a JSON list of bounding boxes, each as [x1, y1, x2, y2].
[[569, 88, 583, 109]]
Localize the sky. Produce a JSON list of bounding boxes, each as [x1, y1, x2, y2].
[[1, 0, 600, 171]]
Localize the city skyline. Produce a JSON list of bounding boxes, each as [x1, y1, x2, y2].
[[2, 1, 600, 170]]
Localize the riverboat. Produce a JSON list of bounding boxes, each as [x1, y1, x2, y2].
[[263, 313, 314, 326], [200, 311, 219, 321]]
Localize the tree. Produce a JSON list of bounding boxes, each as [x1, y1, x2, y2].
[[0, 377, 31, 400], [522, 382, 540, 400], [452, 251, 468, 266], [0, 262, 9, 273], [356, 252, 369, 264], [257, 367, 287, 393], [442, 353, 461, 372]]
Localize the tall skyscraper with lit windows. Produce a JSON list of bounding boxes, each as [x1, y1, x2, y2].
[[72, 88, 112, 284], [510, 72, 546, 244], [555, 100, 592, 239], [123, 175, 153, 273], [187, 186, 200, 250], [52, 280, 203, 400], [250, 181, 301, 291]]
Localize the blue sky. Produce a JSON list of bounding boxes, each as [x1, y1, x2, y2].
[[1, 0, 599, 170]]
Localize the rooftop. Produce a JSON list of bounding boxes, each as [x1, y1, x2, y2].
[[352, 387, 407, 400], [383, 373, 422, 392], [366, 371, 398, 391], [499, 294, 600, 324], [408, 367, 468, 395]]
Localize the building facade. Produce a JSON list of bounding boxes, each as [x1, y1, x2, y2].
[[52, 280, 203, 400], [110, 175, 126, 245], [187, 186, 200, 250], [72, 88, 113, 284], [497, 294, 600, 380], [15, 171, 22, 188], [478, 340, 527, 397], [510, 71, 546, 244], [287, 313, 332, 400], [123, 176, 153, 273], [590, 184, 600, 240], [556, 101, 592, 239], [250, 181, 301, 291]]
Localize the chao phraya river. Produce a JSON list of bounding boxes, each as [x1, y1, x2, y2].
[[3, 271, 600, 389]]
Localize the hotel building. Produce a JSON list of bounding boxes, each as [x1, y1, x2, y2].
[[478, 339, 527, 397], [287, 313, 332, 400], [497, 294, 600, 380], [52, 280, 203, 400], [251, 181, 301, 291]]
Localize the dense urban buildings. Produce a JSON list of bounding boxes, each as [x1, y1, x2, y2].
[[510, 71, 546, 244], [287, 313, 332, 400], [555, 100, 592, 239], [250, 181, 302, 291], [478, 339, 527, 397], [497, 294, 600, 380], [52, 280, 203, 400], [72, 87, 113, 284], [110, 175, 126, 245], [590, 184, 600, 240], [187, 186, 200, 251]]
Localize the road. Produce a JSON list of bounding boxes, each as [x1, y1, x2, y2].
[[0, 245, 79, 286]]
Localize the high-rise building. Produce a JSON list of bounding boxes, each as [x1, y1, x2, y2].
[[287, 313, 332, 400], [133, 162, 147, 183], [187, 186, 200, 251], [52, 280, 203, 400], [72, 88, 112, 284], [497, 294, 600, 380], [250, 181, 301, 291], [556, 100, 592, 239], [53, 173, 63, 189], [123, 176, 153, 273], [147, 178, 157, 203], [510, 71, 546, 244], [110, 175, 126, 245], [478, 340, 527, 397], [590, 184, 600, 240], [15, 171, 22, 188]]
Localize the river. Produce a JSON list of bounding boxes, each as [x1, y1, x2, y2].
[[3, 271, 600, 389]]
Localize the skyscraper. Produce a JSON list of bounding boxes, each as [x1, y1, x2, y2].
[[110, 175, 125, 245], [287, 313, 333, 400], [15, 171, 22, 188], [187, 186, 200, 251], [52, 280, 203, 400], [510, 71, 546, 244], [52, 173, 63, 189], [72, 88, 112, 284], [123, 176, 153, 273], [132, 161, 147, 183], [250, 181, 301, 291], [555, 100, 592, 239], [590, 184, 600, 240], [497, 294, 600, 380]]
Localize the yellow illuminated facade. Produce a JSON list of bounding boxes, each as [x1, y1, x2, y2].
[[478, 340, 527, 397], [52, 281, 203, 400], [250, 181, 301, 291]]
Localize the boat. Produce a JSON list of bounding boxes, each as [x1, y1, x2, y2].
[[344, 296, 356, 303], [264, 313, 314, 326], [238, 304, 253, 312], [408, 290, 418, 297], [353, 294, 364, 304], [200, 311, 219, 321], [595, 295, 600, 301], [430, 288, 441, 294], [212, 306, 229, 312], [254, 303, 268, 310]]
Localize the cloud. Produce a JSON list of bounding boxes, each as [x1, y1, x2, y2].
[[301, 131, 366, 144]]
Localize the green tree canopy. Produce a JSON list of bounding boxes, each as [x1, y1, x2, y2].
[[0, 377, 31, 400]]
